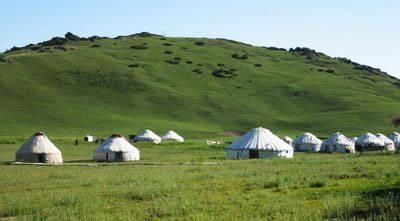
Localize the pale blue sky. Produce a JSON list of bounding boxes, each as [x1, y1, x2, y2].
[[1, 0, 399, 77]]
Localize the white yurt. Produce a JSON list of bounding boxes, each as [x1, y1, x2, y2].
[[226, 127, 294, 159], [321, 132, 355, 153], [93, 134, 140, 162], [389, 132, 400, 149], [375, 133, 395, 151], [15, 132, 63, 163], [161, 130, 184, 142], [293, 133, 322, 152], [355, 133, 385, 151], [282, 136, 293, 146], [133, 129, 161, 144]]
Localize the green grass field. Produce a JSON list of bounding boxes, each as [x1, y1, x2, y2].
[[0, 139, 399, 220], [1, 33, 400, 138]]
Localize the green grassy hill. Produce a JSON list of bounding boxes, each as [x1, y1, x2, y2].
[[1, 32, 400, 138]]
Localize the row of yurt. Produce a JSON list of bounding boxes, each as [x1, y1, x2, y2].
[[15, 130, 185, 164], [290, 132, 398, 153], [133, 129, 184, 144], [226, 127, 294, 159]]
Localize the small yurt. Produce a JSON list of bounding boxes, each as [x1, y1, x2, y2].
[[161, 130, 184, 142], [321, 132, 355, 153], [282, 136, 293, 146], [15, 132, 63, 163], [389, 132, 400, 149], [293, 133, 322, 152], [375, 133, 395, 151], [226, 127, 294, 159], [355, 133, 385, 151], [133, 129, 161, 144], [93, 134, 140, 162]]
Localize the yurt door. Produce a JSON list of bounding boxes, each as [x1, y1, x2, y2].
[[38, 154, 46, 163], [115, 152, 123, 162], [249, 150, 259, 159]]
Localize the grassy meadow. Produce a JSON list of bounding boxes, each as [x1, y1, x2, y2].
[[0, 138, 399, 220]]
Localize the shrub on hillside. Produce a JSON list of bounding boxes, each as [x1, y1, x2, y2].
[[162, 43, 173, 46], [165, 60, 179, 65], [160, 37, 167, 40], [180, 47, 188, 50], [192, 69, 202, 74], [254, 64, 262, 67], [231, 53, 248, 60], [230, 68, 237, 72], [129, 32, 161, 37], [265, 47, 287, 51], [211, 69, 237, 78], [128, 64, 141, 68], [197, 64, 203, 66], [186, 61, 193, 64], [131, 45, 148, 50], [174, 57, 181, 61], [195, 41, 205, 46], [88, 36, 100, 42], [30, 45, 41, 51], [40, 37, 68, 46], [325, 69, 335, 73], [65, 32, 81, 41], [54, 46, 67, 51], [164, 50, 173, 54], [217, 63, 225, 67], [91, 44, 101, 48]]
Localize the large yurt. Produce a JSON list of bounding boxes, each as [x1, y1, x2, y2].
[[133, 129, 161, 144], [15, 132, 63, 163], [93, 134, 140, 162], [226, 127, 294, 159], [389, 132, 400, 149], [161, 130, 184, 142], [355, 133, 385, 151], [282, 136, 293, 146], [293, 133, 322, 152], [321, 132, 355, 153], [375, 133, 395, 151]]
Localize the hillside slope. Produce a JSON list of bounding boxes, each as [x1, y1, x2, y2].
[[1, 33, 400, 137]]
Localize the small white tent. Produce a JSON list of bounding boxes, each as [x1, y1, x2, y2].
[[161, 130, 184, 142], [16, 132, 63, 163], [293, 133, 322, 152], [226, 127, 293, 159], [355, 133, 385, 151], [375, 133, 395, 151], [93, 134, 140, 162], [282, 136, 293, 146], [389, 132, 400, 149], [133, 129, 161, 144], [321, 132, 355, 153]]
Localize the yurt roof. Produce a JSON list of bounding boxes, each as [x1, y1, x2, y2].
[[161, 130, 184, 141], [227, 127, 293, 151], [323, 132, 354, 146], [16, 132, 61, 154], [293, 132, 322, 145], [356, 133, 385, 146], [95, 134, 139, 153], [375, 133, 394, 145], [135, 129, 161, 140]]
